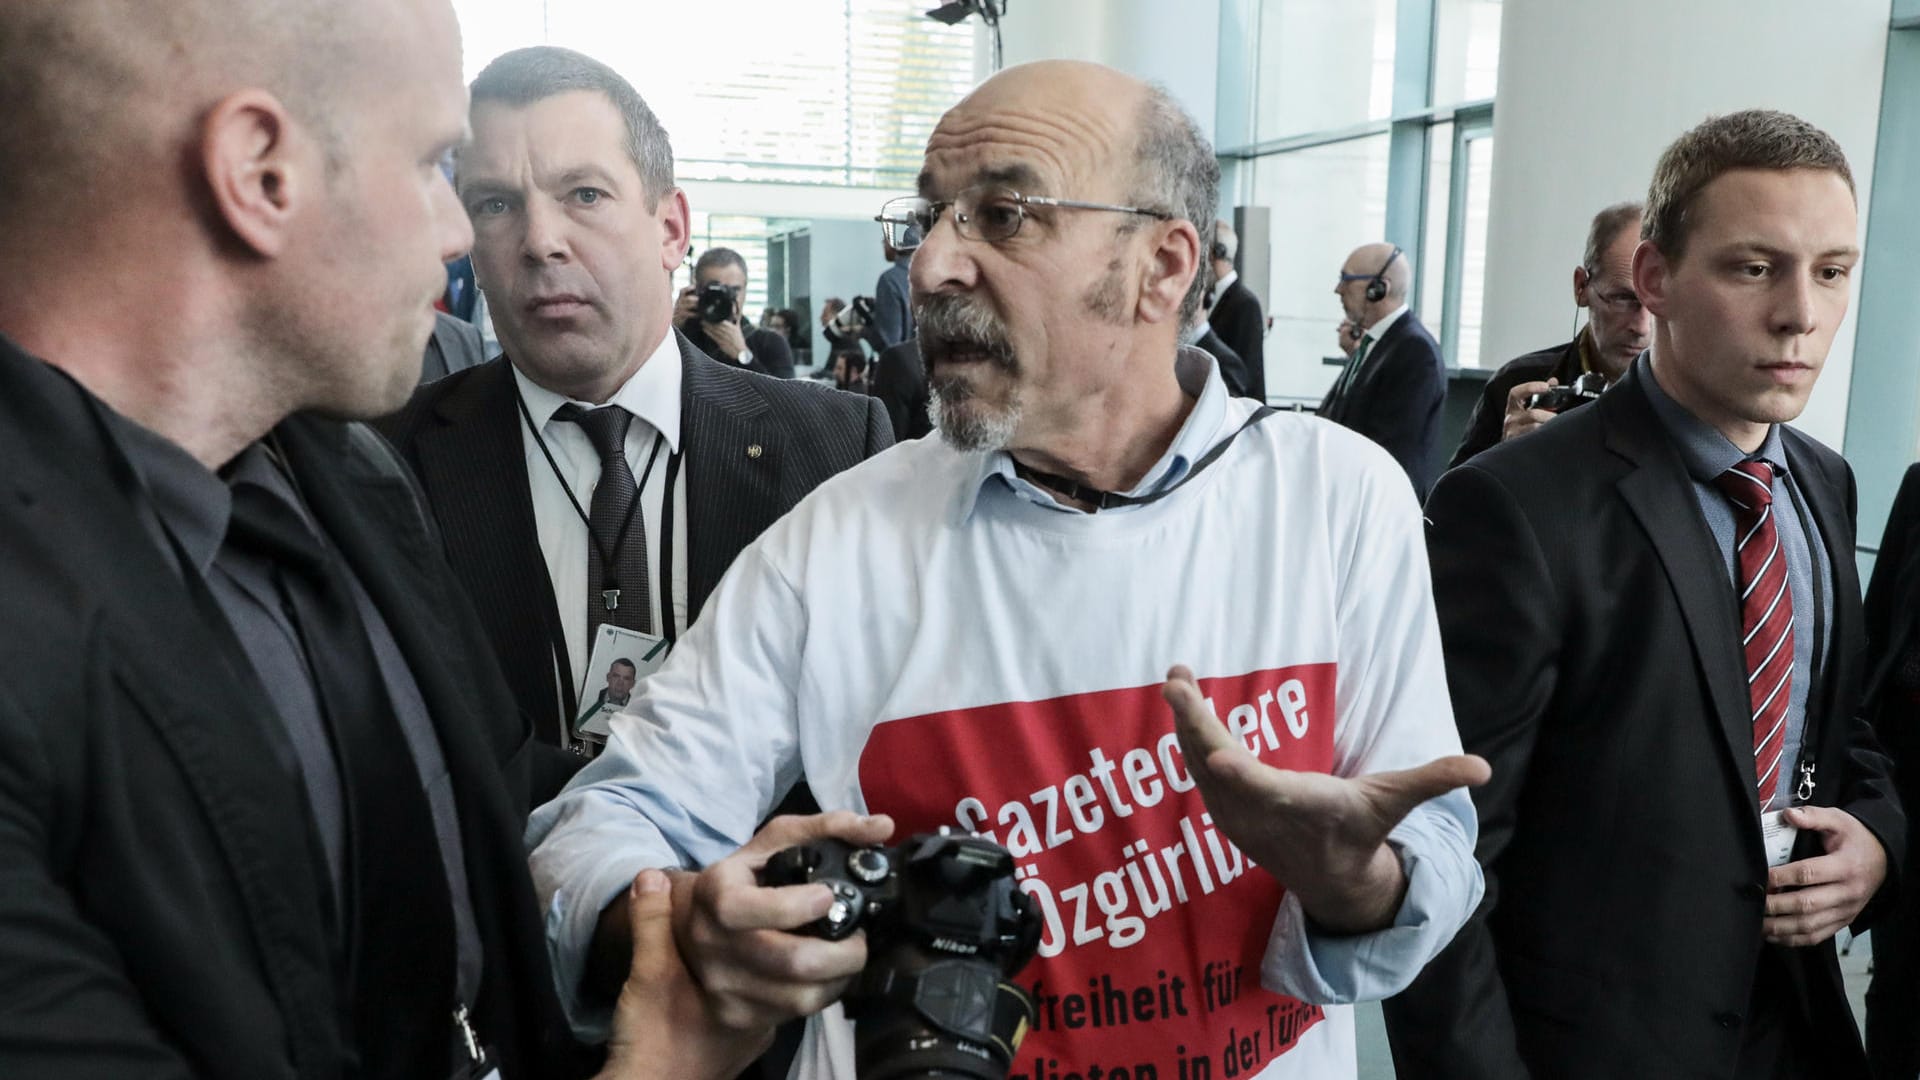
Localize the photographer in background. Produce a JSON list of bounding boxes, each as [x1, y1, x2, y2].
[[1447, 201, 1651, 468], [820, 294, 886, 359], [677, 247, 795, 378], [872, 227, 918, 349]]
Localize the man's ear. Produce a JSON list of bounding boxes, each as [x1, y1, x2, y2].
[[200, 89, 314, 259], [1572, 265, 1591, 310], [1630, 239, 1670, 319], [1138, 218, 1200, 326], [654, 187, 693, 273]]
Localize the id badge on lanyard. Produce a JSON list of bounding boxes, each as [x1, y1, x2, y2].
[[453, 1005, 502, 1080], [575, 621, 673, 740]]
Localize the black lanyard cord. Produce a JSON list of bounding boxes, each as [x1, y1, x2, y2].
[[515, 387, 666, 583]]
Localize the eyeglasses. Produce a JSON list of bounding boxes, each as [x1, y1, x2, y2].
[[874, 185, 1172, 252], [1583, 273, 1643, 315]]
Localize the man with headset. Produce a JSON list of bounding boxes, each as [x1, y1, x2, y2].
[[1318, 241, 1447, 495]]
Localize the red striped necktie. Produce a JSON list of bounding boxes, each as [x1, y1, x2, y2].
[[1713, 461, 1792, 809]]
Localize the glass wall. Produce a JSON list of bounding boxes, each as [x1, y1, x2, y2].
[[1221, 0, 1504, 386], [1253, 136, 1392, 381], [451, 0, 975, 189]]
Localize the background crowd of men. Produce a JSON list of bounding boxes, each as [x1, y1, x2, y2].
[[1, 2, 1917, 1080]]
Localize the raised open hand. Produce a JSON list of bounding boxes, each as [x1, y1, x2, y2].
[[1163, 665, 1489, 933]]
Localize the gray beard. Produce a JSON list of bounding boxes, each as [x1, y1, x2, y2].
[[928, 379, 1020, 453]]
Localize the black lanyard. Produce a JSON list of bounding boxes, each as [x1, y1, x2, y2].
[[514, 388, 681, 721], [516, 389, 666, 591], [1010, 406, 1278, 511]]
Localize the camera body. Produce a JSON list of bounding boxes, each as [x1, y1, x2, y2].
[[1525, 371, 1608, 414], [760, 829, 1042, 1079], [831, 295, 877, 337], [695, 280, 737, 325]]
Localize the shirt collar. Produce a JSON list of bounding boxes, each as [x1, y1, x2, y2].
[[96, 402, 233, 575], [1364, 304, 1410, 342], [955, 345, 1229, 522], [511, 330, 683, 453], [1215, 270, 1239, 295], [1637, 351, 1788, 481]]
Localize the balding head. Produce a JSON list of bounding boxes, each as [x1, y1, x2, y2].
[[910, 60, 1217, 477], [0, 0, 400, 231], [1335, 241, 1411, 325], [0, 0, 471, 465]]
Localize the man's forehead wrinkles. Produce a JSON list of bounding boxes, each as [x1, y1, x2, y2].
[[923, 111, 1118, 196]]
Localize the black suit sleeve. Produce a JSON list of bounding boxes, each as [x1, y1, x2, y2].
[[1865, 465, 1920, 700], [861, 394, 895, 458], [749, 328, 795, 380], [1382, 464, 1556, 1080], [1832, 464, 1907, 926], [0, 692, 196, 1079], [1211, 290, 1264, 370], [1449, 375, 1513, 470]]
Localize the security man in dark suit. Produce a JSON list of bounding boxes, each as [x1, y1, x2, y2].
[[1386, 109, 1902, 1080], [1207, 218, 1267, 402], [0, 2, 748, 1077], [378, 48, 890, 803], [1318, 241, 1447, 494], [1448, 201, 1652, 467]]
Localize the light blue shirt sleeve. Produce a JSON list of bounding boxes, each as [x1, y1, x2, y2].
[[1260, 788, 1482, 1002], [525, 544, 809, 1040]]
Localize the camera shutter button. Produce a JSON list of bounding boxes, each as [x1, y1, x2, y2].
[[848, 849, 891, 884]]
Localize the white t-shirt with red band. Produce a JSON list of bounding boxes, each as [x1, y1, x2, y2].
[[527, 352, 1483, 1080]]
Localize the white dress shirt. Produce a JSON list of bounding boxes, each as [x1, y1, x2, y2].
[[512, 331, 690, 702]]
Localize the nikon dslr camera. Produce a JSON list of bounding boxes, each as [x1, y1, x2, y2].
[[1524, 370, 1608, 414], [695, 280, 737, 325], [759, 829, 1042, 1080]]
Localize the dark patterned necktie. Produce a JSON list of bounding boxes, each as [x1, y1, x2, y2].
[[555, 404, 652, 635], [1713, 461, 1793, 809]]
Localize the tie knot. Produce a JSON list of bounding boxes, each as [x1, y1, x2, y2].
[[556, 404, 632, 462], [1713, 460, 1775, 511]]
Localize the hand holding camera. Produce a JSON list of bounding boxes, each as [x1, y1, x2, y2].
[[670, 811, 895, 1036], [758, 828, 1041, 1080], [1503, 371, 1607, 443], [679, 282, 748, 360]]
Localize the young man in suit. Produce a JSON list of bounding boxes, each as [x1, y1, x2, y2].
[[1386, 110, 1902, 1079], [1317, 241, 1446, 495], [0, 1, 743, 1077], [1208, 218, 1267, 402], [1447, 201, 1653, 468], [379, 48, 891, 789]]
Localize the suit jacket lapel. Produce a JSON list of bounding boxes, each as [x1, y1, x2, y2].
[[409, 361, 572, 736], [678, 333, 780, 622], [1605, 369, 1763, 820], [0, 348, 341, 1070]]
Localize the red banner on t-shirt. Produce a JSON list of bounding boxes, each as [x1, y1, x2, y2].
[[858, 664, 1338, 1080]]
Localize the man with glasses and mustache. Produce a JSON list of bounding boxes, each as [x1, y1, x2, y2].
[[530, 60, 1486, 1080], [1448, 202, 1653, 467]]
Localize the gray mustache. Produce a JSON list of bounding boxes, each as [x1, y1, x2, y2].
[[915, 296, 1016, 370]]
